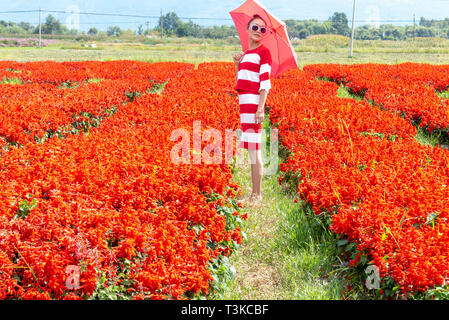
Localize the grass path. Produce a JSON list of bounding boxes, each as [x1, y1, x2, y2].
[[218, 119, 351, 300]]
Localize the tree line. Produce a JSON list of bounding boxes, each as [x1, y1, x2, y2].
[[1, 12, 449, 41], [286, 14, 449, 40]]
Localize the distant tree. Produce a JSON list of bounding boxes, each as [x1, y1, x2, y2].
[[392, 27, 405, 40], [310, 21, 329, 35], [185, 20, 202, 37], [354, 25, 383, 40], [5, 9, 447, 40], [284, 20, 299, 38], [298, 28, 309, 39], [137, 24, 144, 35], [416, 26, 435, 37], [193, 24, 235, 39], [18, 22, 33, 33], [322, 20, 333, 34], [121, 28, 135, 37], [0, 20, 13, 28], [107, 26, 122, 37], [67, 29, 78, 35], [420, 17, 431, 27], [405, 25, 416, 39], [329, 12, 350, 36], [7, 24, 23, 34], [41, 15, 64, 34], [380, 24, 405, 41], [175, 23, 189, 37], [97, 31, 108, 38], [0, 20, 31, 34], [87, 27, 98, 35], [158, 12, 182, 35]]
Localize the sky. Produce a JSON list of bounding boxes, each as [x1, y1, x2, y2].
[[1, 0, 449, 31]]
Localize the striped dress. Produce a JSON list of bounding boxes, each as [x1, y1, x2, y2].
[[235, 44, 272, 150]]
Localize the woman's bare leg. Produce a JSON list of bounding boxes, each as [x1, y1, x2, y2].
[[248, 148, 263, 197]]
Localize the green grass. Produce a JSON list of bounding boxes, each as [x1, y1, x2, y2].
[[337, 85, 363, 101], [414, 126, 445, 147], [0, 77, 22, 85], [438, 90, 449, 99], [3, 35, 449, 66], [219, 116, 351, 300], [273, 200, 347, 299]]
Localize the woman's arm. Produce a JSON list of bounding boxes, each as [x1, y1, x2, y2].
[[235, 63, 239, 83], [233, 52, 243, 83], [255, 49, 272, 124], [258, 90, 268, 112], [255, 89, 268, 124]]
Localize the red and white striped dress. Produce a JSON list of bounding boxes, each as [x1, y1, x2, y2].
[[235, 44, 272, 150]]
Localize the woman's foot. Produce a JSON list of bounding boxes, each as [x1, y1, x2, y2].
[[249, 193, 263, 202]]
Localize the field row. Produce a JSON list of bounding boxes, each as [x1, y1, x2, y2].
[[268, 64, 449, 297], [0, 61, 193, 149], [303, 63, 449, 132], [0, 61, 245, 299]]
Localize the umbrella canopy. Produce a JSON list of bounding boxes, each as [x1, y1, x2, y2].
[[229, 0, 299, 78]]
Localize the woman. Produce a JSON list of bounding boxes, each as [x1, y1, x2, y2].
[[233, 14, 272, 202]]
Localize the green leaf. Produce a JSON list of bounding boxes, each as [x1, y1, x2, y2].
[[345, 242, 357, 252], [426, 212, 439, 227]]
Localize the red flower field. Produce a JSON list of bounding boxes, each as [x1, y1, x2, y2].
[[269, 64, 449, 297], [0, 61, 245, 299], [2, 60, 449, 299]]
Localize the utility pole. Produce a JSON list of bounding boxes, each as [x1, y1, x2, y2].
[[38, 8, 42, 48], [160, 9, 164, 38], [413, 13, 416, 40], [146, 21, 149, 35], [349, 0, 356, 57]]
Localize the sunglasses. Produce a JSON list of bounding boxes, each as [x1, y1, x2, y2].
[[251, 24, 267, 34]]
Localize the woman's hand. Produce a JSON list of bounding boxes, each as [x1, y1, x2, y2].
[[233, 52, 244, 65], [234, 52, 243, 83], [255, 109, 264, 124]]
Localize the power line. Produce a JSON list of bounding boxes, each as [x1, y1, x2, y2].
[[1, 8, 448, 30], [0, 10, 40, 14], [0, 9, 230, 21], [22, 20, 425, 26], [0, 9, 446, 23], [27, 21, 154, 25], [44, 10, 160, 19]]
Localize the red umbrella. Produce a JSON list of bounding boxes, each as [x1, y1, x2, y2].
[[229, 0, 299, 78]]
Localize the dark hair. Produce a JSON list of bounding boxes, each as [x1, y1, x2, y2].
[[247, 14, 266, 29]]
